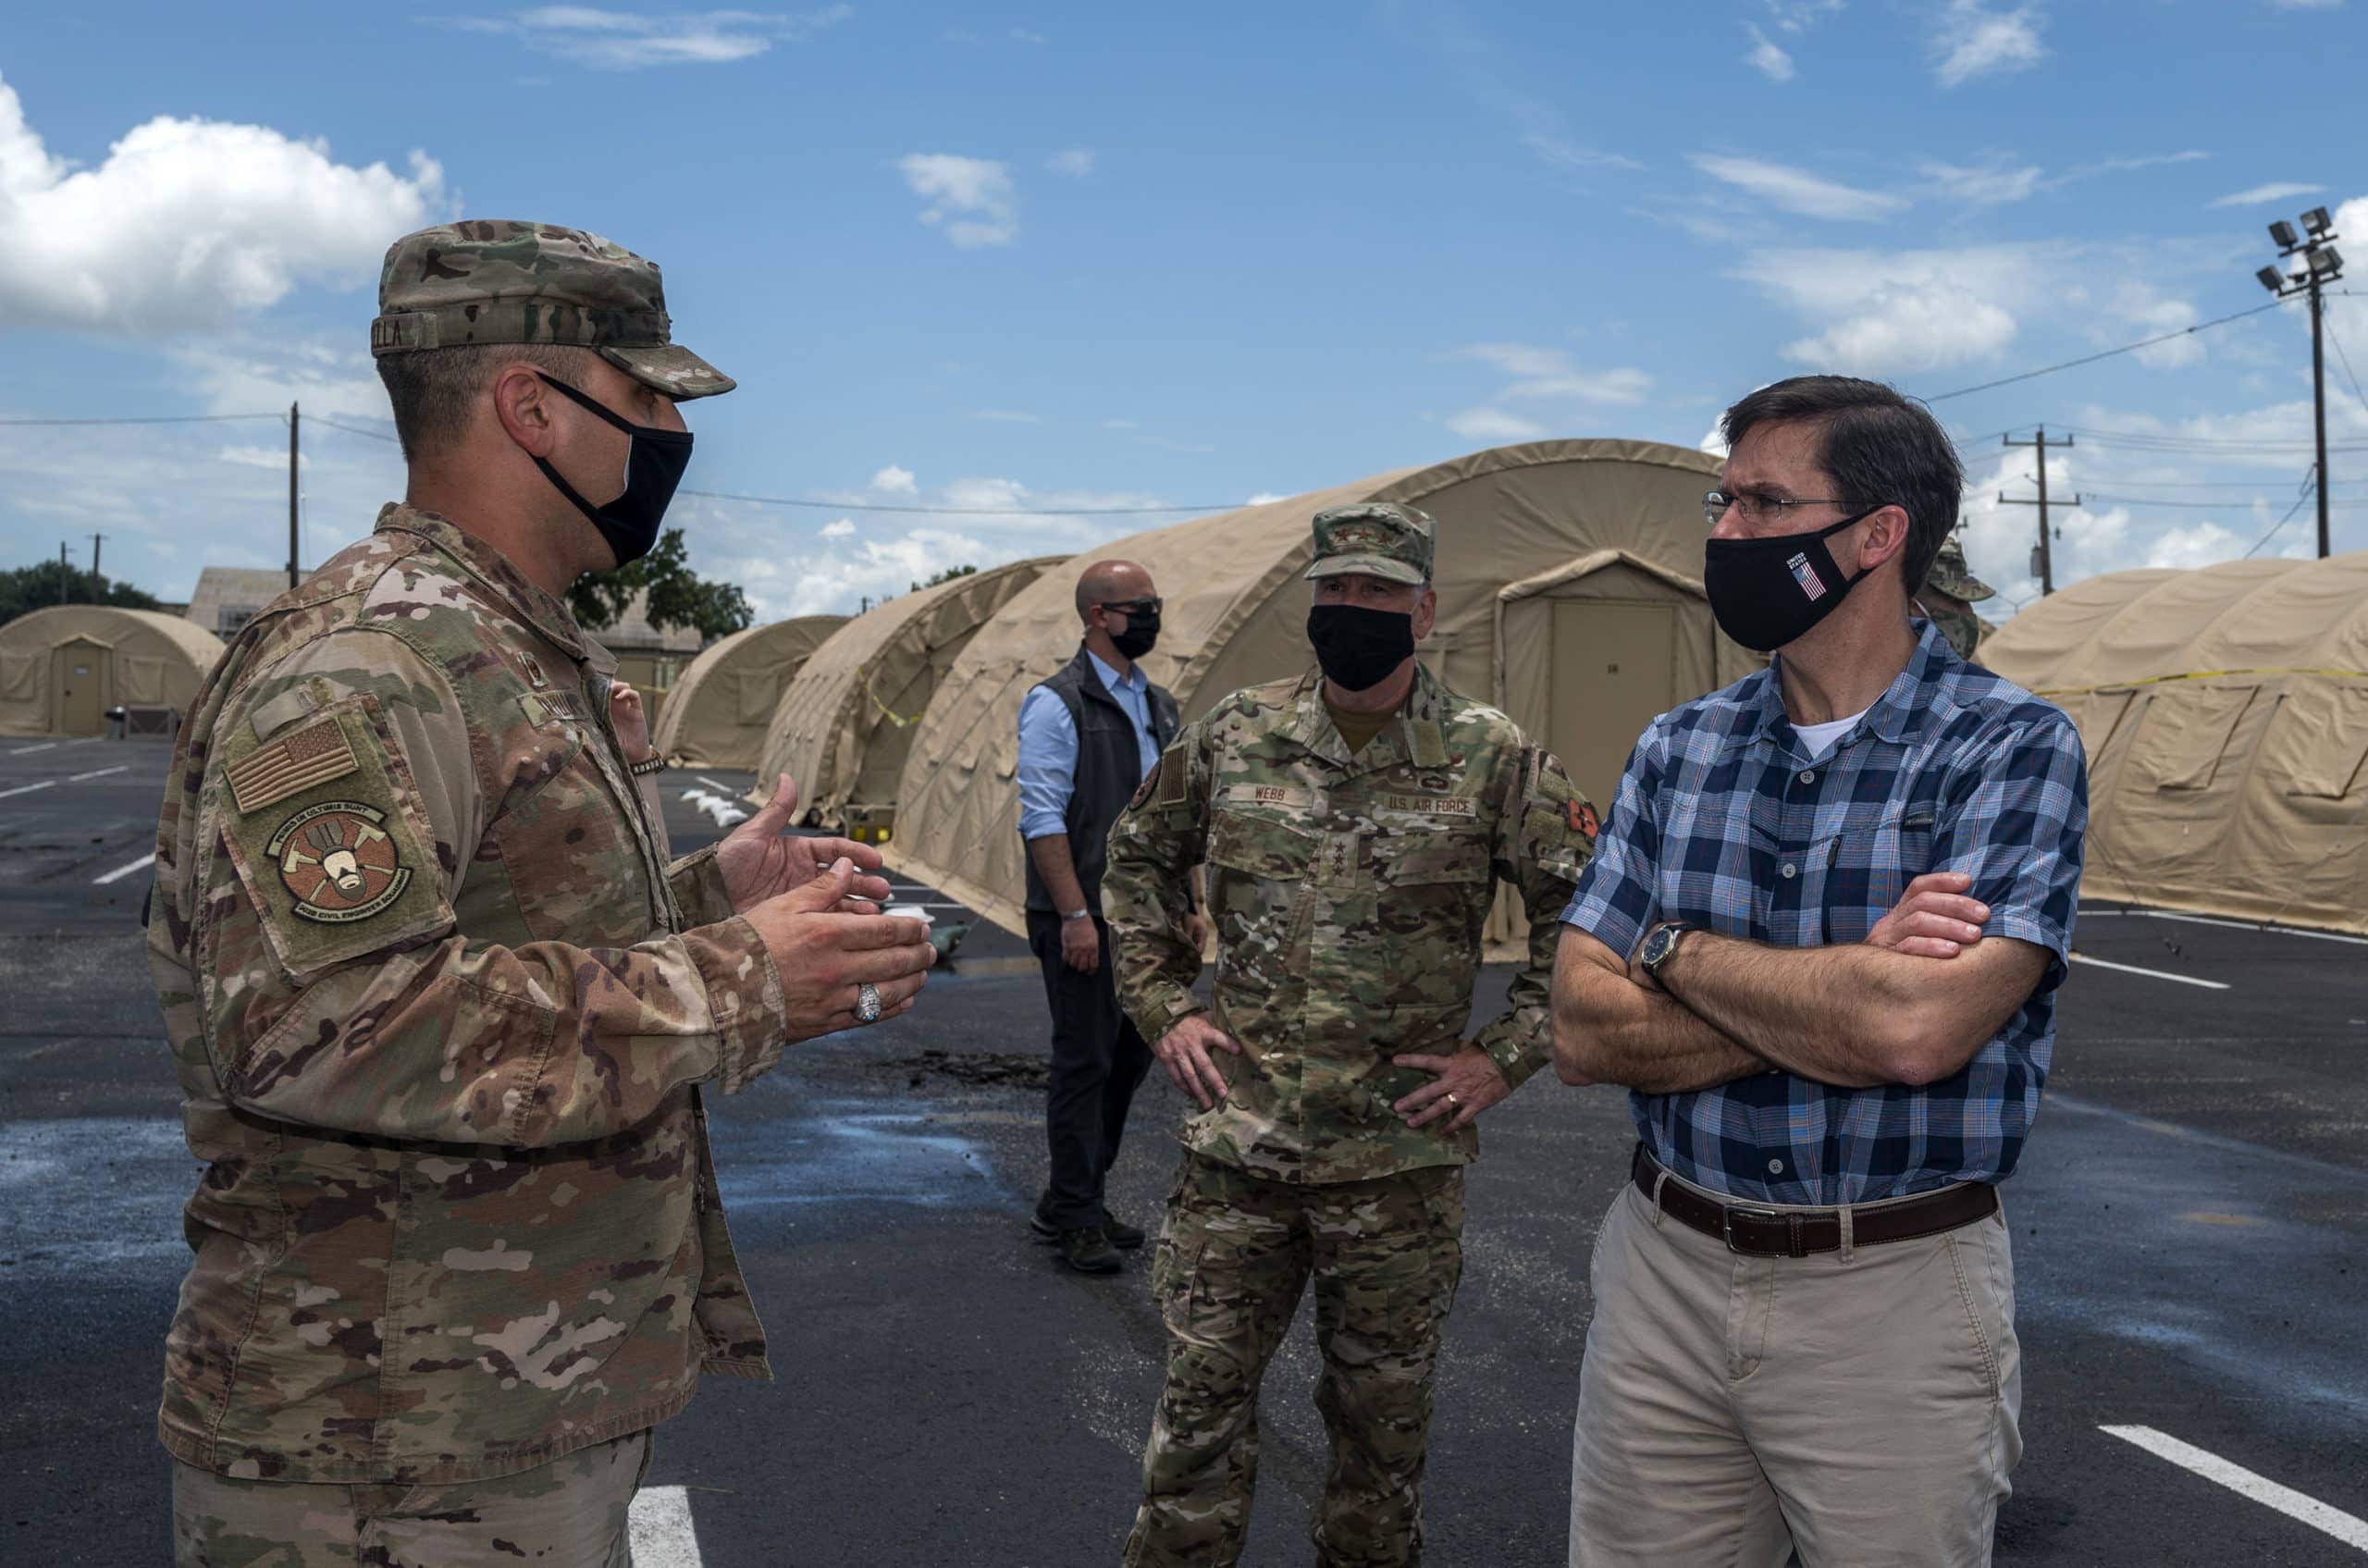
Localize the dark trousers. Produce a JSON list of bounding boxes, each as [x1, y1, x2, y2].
[[1027, 911, 1154, 1231]]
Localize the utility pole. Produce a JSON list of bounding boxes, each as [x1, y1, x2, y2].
[[90, 533, 105, 587], [2001, 426, 2082, 596], [288, 401, 302, 588], [58, 541, 71, 605], [2255, 208, 2344, 558]]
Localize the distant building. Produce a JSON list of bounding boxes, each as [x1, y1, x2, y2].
[[185, 567, 302, 639]]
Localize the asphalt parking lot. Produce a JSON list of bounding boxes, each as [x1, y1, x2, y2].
[[2, 736, 2364, 1565]]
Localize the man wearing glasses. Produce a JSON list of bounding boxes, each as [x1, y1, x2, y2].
[[1019, 561, 1204, 1274], [1552, 377, 2088, 1566]]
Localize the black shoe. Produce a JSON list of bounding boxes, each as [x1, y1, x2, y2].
[[1029, 1192, 1063, 1241], [1101, 1208, 1146, 1250], [1056, 1226, 1123, 1275]]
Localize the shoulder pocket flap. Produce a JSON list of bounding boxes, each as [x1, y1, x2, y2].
[[216, 693, 458, 981]]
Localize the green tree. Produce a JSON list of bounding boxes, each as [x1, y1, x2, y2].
[[910, 563, 977, 592], [0, 562, 162, 628], [567, 527, 753, 641]]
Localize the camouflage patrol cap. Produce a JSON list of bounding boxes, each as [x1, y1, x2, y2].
[[370, 219, 734, 400], [1925, 537, 1995, 603], [1304, 501, 1436, 586]]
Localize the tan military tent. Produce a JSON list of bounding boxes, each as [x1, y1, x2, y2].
[[891, 438, 1755, 937], [1982, 552, 2368, 935], [651, 614, 845, 768], [755, 557, 1067, 827], [0, 606, 227, 736]]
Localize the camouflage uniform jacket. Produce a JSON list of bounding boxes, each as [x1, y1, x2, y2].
[[1104, 663, 1593, 1185], [146, 505, 786, 1486]]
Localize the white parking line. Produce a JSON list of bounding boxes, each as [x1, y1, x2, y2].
[[0, 779, 57, 802], [2067, 953, 2230, 990], [627, 1485, 706, 1567], [93, 852, 155, 886], [68, 765, 129, 783], [8, 742, 58, 755], [2101, 1425, 2368, 1552], [696, 774, 738, 793]]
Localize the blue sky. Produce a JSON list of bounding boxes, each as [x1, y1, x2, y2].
[[2, 1, 2363, 621]]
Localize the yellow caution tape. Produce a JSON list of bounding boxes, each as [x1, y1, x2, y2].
[[863, 669, 919, 728]]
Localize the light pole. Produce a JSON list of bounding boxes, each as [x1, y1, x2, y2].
[[2255, 206, 2344, 559]]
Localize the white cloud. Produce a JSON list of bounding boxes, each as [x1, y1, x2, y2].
[[1447, 408, 1548, 442], [1047, 147, 1095, 178], [1736, 244, 2043, 374], [2111, 284, 2205, 369], [820, 517, 857, 538], [1932, 1, 2048, 88], [968, 408, 1040, 424], [1454, 343, 1652, 403], [1744, 25, 1796, 80], [1690, 154, 1906, 221], [450, 6, 852, 69], [2207, 180, 2325, 208], [1922, 156, 2044, 205], [0, 75, 445, 334], [869, 464, 917, 494], [1767, 0, 1845, 30], [897, 153, 1018, 248], [217, 445, 305, 471], [1245, 491, 1289, 505], [1522, 134, 1646, 174]]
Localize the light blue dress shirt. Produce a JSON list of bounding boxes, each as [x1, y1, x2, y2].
[[1018, 651, 1162, 841]]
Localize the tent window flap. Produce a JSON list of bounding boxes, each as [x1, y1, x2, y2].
[[2125, 684, 2259, 791]]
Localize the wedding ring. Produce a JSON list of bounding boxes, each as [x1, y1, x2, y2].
[[1446, 1093, 1461, 1108], [856, 982, 883, 1024]]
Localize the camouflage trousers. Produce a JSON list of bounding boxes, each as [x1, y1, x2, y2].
[[1123, 1152, 1465, 1568], [170, 1429, 650, 1567]]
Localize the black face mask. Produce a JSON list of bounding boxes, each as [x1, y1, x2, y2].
[[1307, 603, 1415, 691], [1107, 607, 1160, 661], [533, 373, 694, 568], [1702, 507, 1879, 653]]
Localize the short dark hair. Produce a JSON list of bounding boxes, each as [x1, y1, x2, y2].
[[375, 344, 595, 463], [1719, 376, 1962, 595]]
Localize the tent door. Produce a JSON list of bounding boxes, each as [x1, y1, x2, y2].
[[51, 639, 109, 735], [1550, 601, 1676, 809]]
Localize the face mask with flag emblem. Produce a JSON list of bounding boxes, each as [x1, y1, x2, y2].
[[1702, 506, 1881, 652]]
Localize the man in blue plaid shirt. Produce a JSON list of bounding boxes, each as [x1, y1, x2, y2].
[[1553, 376, 2087, 1568]]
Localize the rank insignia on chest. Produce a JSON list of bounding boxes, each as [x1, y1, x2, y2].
[[267, 802, 413, 924], [518, 650, 550, 688]]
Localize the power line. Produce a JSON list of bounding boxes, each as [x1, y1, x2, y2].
[[2241, 472, 2319, 560], [306, 414, 401, 445], [0, 412, 282, 426], [1920, 299, 2293, 404], [2082, 490, 2364, 511], [681, 488, 1239, 516]]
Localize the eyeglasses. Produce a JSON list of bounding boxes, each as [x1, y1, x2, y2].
[[1702, 490, 1845, 527], [1097, 598, 1163, 617]]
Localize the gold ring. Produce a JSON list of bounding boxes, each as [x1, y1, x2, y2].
[[1446, 1093, 1461, 1108]]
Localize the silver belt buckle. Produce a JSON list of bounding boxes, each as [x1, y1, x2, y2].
[[1720, 1204, 1778, 1253]]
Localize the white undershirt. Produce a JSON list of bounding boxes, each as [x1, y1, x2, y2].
[[1791, 705, 1870, 762]]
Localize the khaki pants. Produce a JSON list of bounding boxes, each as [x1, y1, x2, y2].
[[1570, 1179, 2020, 1568], [1124, 1153, 1465, 1568], [171, 1430, 650, 1567]]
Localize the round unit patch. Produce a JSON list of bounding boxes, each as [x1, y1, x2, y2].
[[267, 801, 413, 924]]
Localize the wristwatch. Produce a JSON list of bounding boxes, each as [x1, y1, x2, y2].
[[1638, 921, 1696, 982]]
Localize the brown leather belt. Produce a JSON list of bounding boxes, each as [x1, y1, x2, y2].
[[1630, 1144, 1997, 1259]]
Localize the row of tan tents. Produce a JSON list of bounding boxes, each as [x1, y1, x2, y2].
[[651, 436, 2368, 942], [9, 435, 2362, 939]]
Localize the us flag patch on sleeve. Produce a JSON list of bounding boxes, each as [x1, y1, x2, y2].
[[227, 717, 360, 815]]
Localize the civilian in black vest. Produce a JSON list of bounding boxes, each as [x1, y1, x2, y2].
[[1019, 561, 1205, 1273]]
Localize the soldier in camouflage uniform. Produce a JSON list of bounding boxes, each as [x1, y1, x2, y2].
[[1916, 535, 1997, 662], [1104, 503, 1597, 1567], [150, 220, 937, 1566]]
